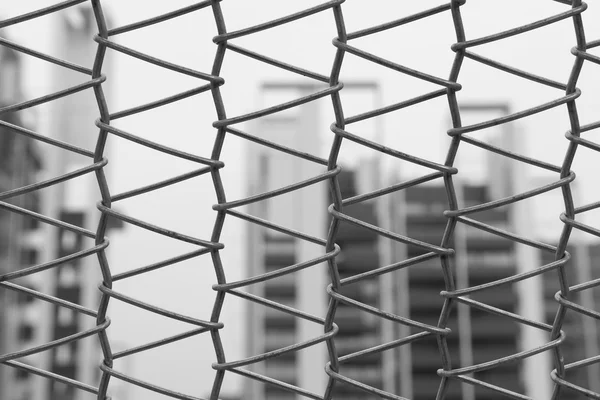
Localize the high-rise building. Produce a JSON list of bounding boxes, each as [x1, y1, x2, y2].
[[246, 83, 329, 399], [247, 163, 386, 399], [245, 82, 386, 399], [243, 88, 589, 399], [540, 243, 600, 398], [45, 6, 118, 400], [329, 169, 384, 400], [0, 41, 44, 400], [392, 183, 523, 399], [0, 5, 117, 400]]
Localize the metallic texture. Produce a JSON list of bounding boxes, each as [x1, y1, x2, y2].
[[0, 0, 597, 399]]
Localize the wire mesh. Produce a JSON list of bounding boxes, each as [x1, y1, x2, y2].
[[0, 0, 599, 399]]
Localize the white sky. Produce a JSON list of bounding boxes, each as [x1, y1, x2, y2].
[[3, 0, 600, 399]]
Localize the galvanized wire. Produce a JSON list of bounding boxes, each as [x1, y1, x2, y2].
[[0, 0, 598, 399]]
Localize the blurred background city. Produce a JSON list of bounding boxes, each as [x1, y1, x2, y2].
[[1, 1, 600, 400]]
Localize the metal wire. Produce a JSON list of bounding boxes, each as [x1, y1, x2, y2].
[[0, 0, 598, 399]]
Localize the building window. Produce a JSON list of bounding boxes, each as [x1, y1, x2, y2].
[[20, 248, 38, 266], [18, 323, 34, 341], [15, 366, 30, 380]]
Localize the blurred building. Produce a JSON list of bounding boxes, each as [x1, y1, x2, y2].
[[246, 160, 386, 399], [331, 168, 386, 399], [0, 40, 44, 400], [385, 104, 546, 399], [244, 93, 589, 399], [540, 243, 600, 398], [46, 6, 118, 400], [393, 183, 523, 399], [0, 5, 117, 400], [245, 83, 329, 399], [245, 82, 389, 399]]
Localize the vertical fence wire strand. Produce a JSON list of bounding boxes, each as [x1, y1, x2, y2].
[[436, 1, 466, 398], [550, 1, 589, 399], [323, 3, 347, 399], [208, 1, 229, 399], [90, 1, 114, 399]]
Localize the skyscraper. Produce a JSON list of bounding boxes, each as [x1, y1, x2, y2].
[[242, 83, 592, 398], [245, 82, 329, 399], [0, 40, 44, 400], [392, 183, 523, 399], [329, 168, 384, 399], [540, 243, 600, 398], [45, 6, 117, 399], [245, 82, 386, 399], [0, 5, 117, 400]]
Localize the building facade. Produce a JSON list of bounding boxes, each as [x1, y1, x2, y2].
[[246, 83, 329, 399], [0, 5, 116, 400], [245, 82, 387, 399], [0, 42, 44, 400], [47, 7, 103, 399], [330, 169, 384, 399], [393, 183, 523, 399], [242, 86, 595, 399], [540, 243, 600, 398]]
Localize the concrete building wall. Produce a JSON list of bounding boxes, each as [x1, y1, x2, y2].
[[0, 43, 46, 400]]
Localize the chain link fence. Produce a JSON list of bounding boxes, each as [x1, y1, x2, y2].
[[1, 0, 600, 399]]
